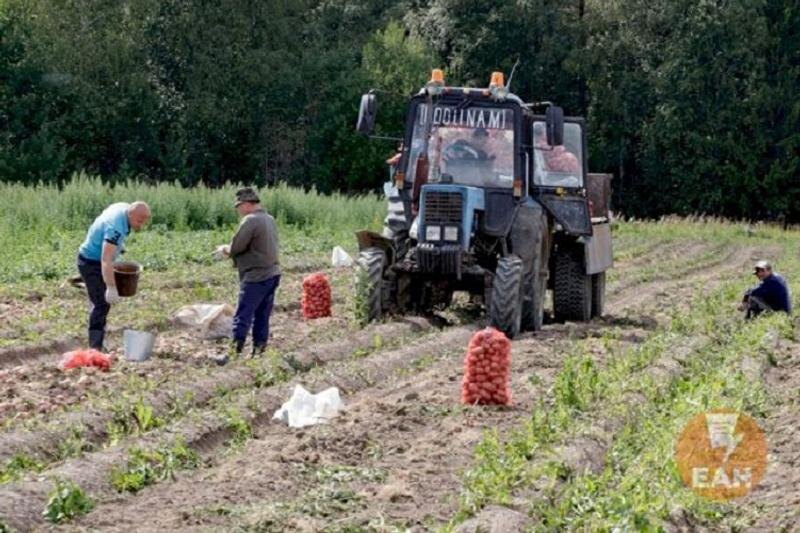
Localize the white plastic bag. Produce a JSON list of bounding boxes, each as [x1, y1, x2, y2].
[[331, 246, 354, 268], [272, 385, 345, 428], [383, 180, 399, 199], [172, 303, 234, 339]]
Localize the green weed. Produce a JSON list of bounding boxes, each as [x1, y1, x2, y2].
[[311, 464, 386, 484], [244, 353, 288, 388], [553, 354, 599, 410], [110, 438, 199, 493], [225, 409, 253, 448], [133, 398, 162, 433], [105, 397, 163, 446], [42, 478, 94, 524], [351, 263, 373, 327], [295, 486, 363, 518], [56, 427, 93, 460], [0, 454, 44, 484]]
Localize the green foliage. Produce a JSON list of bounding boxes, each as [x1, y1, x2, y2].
[[42, 478, 94, 524], [0, 453, 44, 484], [133, 398, 161, 433], [224, 409, 252, 448], [56, 427, 93, 460], [110, 438, 199, 493], [0, 174, 383, 232], [2, 2, 800, 218], [351, 263, 373, 327], [553, 354, 599, 411], [454, 234, 800, 529], [0, 176, 383, 284], [105, 397, 164, 446]]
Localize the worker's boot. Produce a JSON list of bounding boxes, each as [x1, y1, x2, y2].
[[251, 343, 267, 358], [89, 329, 105, 353], [216, 338, 245, 366]]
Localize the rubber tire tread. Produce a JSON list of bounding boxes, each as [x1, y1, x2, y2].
[[521, 265, 545, 332], [553, 244, 591, 322], [490, 255, 524, 338], [357, 248, 385, 323], [591, 271, 605, 318]]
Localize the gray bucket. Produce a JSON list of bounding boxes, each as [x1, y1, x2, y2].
[[123, 329, 156, 362]]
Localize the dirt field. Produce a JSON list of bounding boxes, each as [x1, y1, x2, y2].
[[0, 219, 798, 531]]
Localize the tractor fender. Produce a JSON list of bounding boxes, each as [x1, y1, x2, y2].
[[583, 222, 613, 274], [355, 230, 395, 266], [509, 198, 548, 276]]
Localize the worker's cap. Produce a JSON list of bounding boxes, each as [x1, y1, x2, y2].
[[753, 260, 772, 273], [234, 187, 260, 207]]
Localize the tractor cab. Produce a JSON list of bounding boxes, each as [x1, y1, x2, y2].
[[405, 102, 516, 190]]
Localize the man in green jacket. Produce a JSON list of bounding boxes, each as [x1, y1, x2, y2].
[[214, 187, 281, 364]]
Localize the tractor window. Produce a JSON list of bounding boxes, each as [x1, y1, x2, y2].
[[406, 105, 515, 189], [532, 121, 583, 188]]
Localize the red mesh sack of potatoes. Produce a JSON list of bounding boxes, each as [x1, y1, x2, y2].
[[301, 272, 332, 319], [59, 349, 112, 372], [461, 328, 512, 406]]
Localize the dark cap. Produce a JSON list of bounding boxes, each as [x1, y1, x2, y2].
[[234, 187, 260, 207]]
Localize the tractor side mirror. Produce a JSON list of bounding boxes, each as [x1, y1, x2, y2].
[[356, 93, 377, 135], [545, 105, 564, 146]]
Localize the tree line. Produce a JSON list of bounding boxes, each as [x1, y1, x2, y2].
[[1, 0, 798, 221]]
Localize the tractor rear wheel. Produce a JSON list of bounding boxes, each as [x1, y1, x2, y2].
[[490, 255, 524, 338], [591, 271, 606, 318], [521, 262, 546, 332], [553, 244, 591, 322], [356, 247, 385, 323]]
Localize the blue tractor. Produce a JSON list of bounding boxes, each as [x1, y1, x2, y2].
[[355, 70, 612, 338]]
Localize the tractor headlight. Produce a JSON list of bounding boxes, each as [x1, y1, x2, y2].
[[425, 225, 441, 241], [443, 226, 459, 242]]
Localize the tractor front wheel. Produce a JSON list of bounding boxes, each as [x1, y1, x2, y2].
[[489, 255, 524, 338]]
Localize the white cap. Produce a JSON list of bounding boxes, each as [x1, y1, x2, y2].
[[753, 260, 771, 272]]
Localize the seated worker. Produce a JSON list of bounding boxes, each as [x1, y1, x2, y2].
[[443, 127, 494, 163], [534, 123, 580, 173], [440, 128, 507, 187], [738, 260, 792, 318]]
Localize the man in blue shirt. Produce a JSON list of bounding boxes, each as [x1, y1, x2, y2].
[[739, 260, 792, 318], [77, 202, 151, 349]]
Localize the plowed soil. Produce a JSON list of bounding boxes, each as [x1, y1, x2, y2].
[[1, 231, 798, 532]]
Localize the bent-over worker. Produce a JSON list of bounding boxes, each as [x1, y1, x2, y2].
[[77, 201, 151, 350], [214, 187, 281, 365], [738, 260, 792, 318]]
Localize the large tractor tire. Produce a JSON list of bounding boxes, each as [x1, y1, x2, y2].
[[356, 247, 385, 323], [521, 262, 546, 332], [553, 244, 591, 322], [520, 218, 550, 333], [489, 255, 524, 338], [591, 271, 606, 318]]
